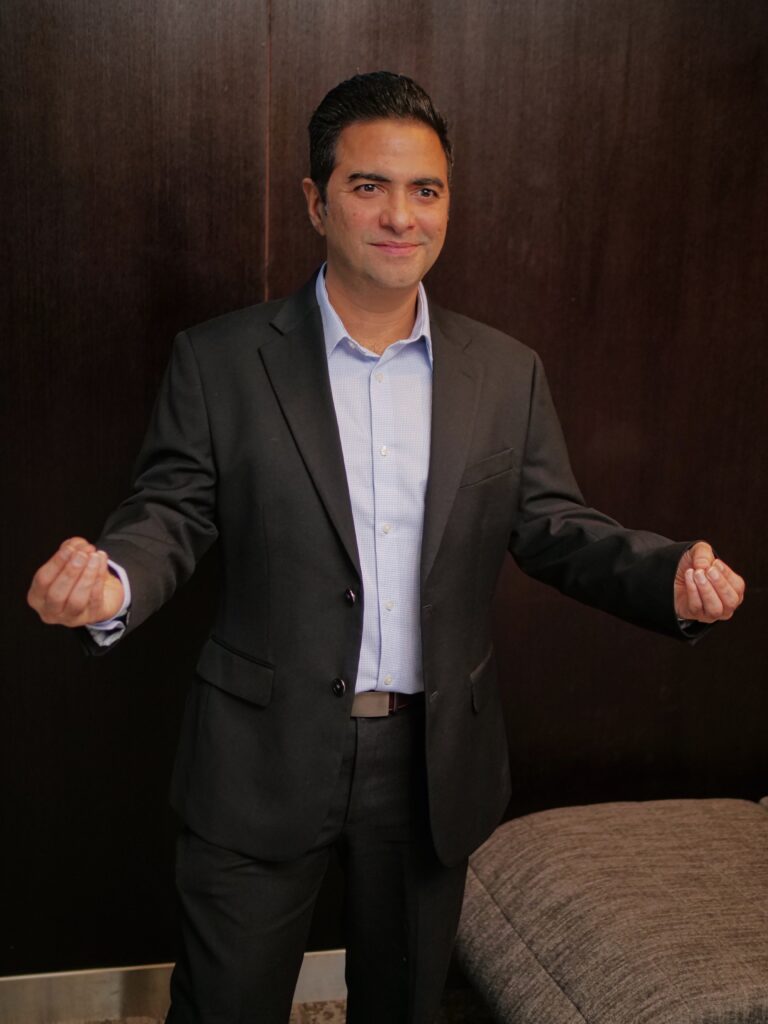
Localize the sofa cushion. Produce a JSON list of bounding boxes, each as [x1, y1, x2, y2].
[[456, 798, 768, 1024]]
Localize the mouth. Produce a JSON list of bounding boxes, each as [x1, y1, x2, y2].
[[370, 242, 421, 256]]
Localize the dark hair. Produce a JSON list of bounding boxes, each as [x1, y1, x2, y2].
[[308, 71, 453, 201]]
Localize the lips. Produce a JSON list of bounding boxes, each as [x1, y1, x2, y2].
[[370, 242, 421, 255]]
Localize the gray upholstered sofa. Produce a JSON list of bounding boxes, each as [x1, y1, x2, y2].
[[456, 798, 768, 1023]]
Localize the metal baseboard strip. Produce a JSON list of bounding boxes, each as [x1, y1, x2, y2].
[[0, 951, 347, 1024], [293, 949, 347, 1004]]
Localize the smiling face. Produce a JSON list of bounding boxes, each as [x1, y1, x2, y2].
[[302, 117, 450, 302]]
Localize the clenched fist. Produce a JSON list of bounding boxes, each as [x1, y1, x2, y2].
[[674, 541, 745, 623], [27, 537, 125, 627]]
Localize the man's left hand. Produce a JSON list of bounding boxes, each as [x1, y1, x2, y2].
[[674, 541, 745, 623]]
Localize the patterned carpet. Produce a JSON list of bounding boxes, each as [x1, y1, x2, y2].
[[289, 988, 494, 1022]]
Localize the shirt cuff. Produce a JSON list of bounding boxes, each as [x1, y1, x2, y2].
[[85, 560, 131, 647]]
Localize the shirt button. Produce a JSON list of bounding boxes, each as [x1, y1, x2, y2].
[[375, 372, 384, 382], [383, 674, 393, 686], [381, 523, 392, 534], [344, 588, 357, 606], [379, 445, 388, 457], [331, 678, 347, 697], [384, 599, 394, 611]]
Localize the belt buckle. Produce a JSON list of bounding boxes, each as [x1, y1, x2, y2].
[[350, 691, 391, 718]]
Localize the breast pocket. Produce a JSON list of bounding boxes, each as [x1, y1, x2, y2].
[[459, 447, 517, 488], [196, 637, 274, 707]]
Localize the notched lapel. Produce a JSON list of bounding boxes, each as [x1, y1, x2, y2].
[[421, 312, 482, 587], [261, 287, 361, 580]]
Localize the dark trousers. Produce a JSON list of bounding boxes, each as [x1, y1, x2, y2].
[[166, 701, 468, 1024]]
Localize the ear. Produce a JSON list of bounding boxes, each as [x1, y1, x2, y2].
[[302, 178, 327, 236]]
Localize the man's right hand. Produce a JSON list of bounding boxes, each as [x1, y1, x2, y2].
[[27, 537, 125, 627]]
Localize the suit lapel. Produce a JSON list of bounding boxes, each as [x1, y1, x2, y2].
[[420, 307, 482, 587], [259, 283, 480, 589], [260, 279, 362, 580]]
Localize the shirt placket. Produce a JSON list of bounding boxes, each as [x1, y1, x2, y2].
[[370, 350, 402, 690]]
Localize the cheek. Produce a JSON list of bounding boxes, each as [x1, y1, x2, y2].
[[421, 213, 448, 242], [345, 208, 376, 232], [427, 224, 448, 251]]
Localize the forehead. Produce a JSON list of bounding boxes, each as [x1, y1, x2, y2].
[[333, 118, 448, 178]]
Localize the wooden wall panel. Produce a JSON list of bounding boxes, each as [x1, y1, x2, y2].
[[2, 0, 765, 975], [1, 0, 269, 973]]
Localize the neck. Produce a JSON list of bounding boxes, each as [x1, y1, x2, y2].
[[325, 267, 419, 354]]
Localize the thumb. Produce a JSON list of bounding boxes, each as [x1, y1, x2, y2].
[[689, 540, 715, 570]]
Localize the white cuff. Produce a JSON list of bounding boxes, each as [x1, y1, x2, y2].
[[85, 619, 126, 648]]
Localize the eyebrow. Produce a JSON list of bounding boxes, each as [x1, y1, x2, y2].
[[347, 172, 446, 189]]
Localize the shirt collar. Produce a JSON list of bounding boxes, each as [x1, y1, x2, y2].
[[315, 264, 433, 366]]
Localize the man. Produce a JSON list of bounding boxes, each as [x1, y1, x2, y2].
[[28, 72, 744, 1023]]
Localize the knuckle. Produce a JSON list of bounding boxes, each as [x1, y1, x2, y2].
[[68, 595, 87, 615]]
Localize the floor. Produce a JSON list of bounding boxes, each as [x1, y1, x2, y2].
[[289, 987, 494, 1022], [101, 987, 495, 1023]]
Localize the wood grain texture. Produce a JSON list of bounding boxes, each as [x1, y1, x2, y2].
[[2, 0, 765, 974], [1, 0, 269, 973]]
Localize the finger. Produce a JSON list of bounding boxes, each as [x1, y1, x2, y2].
[[682, 568, 704, 618], [692, 568, 725, 621], [28, 538, 90, 601], [705, 564, 743, 617], [713, 559, 746, 601], [39, 546, 97, 622], [28, 546, 77, 613], [59, 537, 94, 560], [689, 541, 715, 571], [62, 550, 107, 622]]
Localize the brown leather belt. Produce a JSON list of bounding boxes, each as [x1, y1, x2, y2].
[[350, 690, 424, 718]]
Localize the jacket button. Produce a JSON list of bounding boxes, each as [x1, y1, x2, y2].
[[344, 588, 357, 605], [331, 678, 347, 697]]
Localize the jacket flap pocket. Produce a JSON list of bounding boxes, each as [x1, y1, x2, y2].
[[470, 645, 496, 713], [196, 638, 274, 706], [460, 447, 517, 488]]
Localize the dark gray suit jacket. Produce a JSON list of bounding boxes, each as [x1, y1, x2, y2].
[[95, 274, 689, 866]]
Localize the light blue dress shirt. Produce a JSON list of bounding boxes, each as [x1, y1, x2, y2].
[[316, 269, 432, 694], [90, 271, 434, 691]]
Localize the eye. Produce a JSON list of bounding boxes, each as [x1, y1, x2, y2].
[[416, 187, 439, 199], [354, 183, 381, 194]]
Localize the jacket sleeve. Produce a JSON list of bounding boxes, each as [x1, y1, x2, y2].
[[91, 330, 219, 639], [508, 352, 690, 637]]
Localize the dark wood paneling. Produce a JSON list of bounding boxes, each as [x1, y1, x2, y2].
[[3, 0, 765, 975], [1, 0, 268, 973]]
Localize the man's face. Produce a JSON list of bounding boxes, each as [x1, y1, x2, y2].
[[303, 118, 450, 297]]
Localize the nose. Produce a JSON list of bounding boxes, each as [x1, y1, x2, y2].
[[379, 190, 414, 233]]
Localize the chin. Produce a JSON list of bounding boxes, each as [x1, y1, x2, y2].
[[369, 265, 425, 291]]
